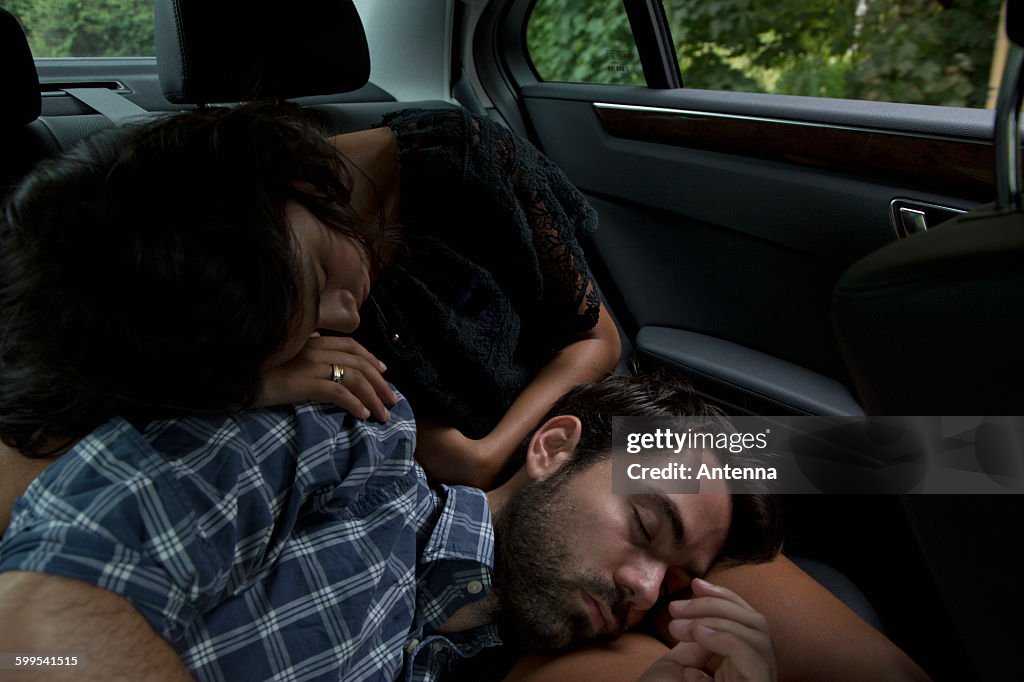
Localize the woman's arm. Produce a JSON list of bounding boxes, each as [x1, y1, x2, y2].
[[505, 633, 668, 682], [703, 554, 930, 681], [503, 554, 932, 682], [415, 303, 621, 488]]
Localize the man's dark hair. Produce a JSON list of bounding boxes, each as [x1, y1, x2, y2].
[[504, 372, 783, 565], [0, 102, 386, 457]]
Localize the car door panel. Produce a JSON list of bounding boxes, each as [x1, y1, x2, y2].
[[583, 193, 849, 379], [518, 82, 991, 412], [636, 326, 864, 415]]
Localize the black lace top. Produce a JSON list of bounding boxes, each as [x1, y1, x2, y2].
[[353, 108, 600, 438]]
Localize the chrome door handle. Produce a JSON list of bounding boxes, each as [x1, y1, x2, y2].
[[889, 198, 967, 238]]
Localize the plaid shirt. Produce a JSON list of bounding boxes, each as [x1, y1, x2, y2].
[[0, 398, 500, 681]]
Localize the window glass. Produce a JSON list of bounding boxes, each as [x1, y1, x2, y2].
[[663, 0, 1004, 108], [527, 0, 646, 85], [7, 0, 154, 57]]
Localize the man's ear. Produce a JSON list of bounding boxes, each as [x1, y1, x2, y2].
[[524, 415, 582, 482]]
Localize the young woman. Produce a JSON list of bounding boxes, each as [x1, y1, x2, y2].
[[260, 106, 623, 488], [0, 103, 621, 488]]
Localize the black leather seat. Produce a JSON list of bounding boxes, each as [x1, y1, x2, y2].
[[1, 9, 142, 200], [831, 7, 1024, 680], [832, 208, 1024, 415]]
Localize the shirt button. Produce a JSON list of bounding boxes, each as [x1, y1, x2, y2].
[[430, 641, 444, 653], [466, 580, 484, 595], [405, 639, 420, 655]]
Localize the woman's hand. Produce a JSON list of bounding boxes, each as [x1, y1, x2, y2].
[[258, 335, 398, 421], [414, 421, 505, 489], [636, 579, 776, 682]]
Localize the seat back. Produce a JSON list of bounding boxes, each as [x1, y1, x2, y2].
[[832, 4, 1024, 415], [0, 8, 39, 129], [0, 8, 61, 199]]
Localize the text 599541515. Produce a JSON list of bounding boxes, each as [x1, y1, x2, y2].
[[0, 654, 81, 669]]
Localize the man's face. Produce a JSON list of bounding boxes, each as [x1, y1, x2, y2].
[[492, 456, 731, 654]]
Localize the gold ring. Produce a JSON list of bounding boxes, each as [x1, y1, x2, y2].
[[331, 364, 345, 384]]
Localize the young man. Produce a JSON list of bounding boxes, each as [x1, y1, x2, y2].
[[0, 374, 779, 681]]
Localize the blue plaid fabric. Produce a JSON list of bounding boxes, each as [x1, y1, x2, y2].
[[0, 398, 500, 681]]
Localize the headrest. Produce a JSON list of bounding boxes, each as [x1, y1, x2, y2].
[[0, 8, 41, 127], [1009, 0, 1023, 47], [155, 0, 371, 104]]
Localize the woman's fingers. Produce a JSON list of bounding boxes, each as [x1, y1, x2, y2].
[[635, 579, 778, 681], [318, 359, 391, 421], [691, 624, 777, 681], [668, 602, 769, 639], [305, 338, 397, 409], [668, 581, 768, 633], [668, 617, 771, 659], [691, 578, 757, 612], [661, 579, 776, 682], [258, 336, 397, 420], [314, 383, 379, 420], [305, 335, 387, 371], [308, 348, 394, 397]]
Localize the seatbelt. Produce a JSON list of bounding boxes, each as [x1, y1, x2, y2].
[[63, 87, 150, 124]]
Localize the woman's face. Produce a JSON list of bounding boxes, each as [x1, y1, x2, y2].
[[263, 201, 372, 368]]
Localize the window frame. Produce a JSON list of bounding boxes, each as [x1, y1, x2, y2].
[[621, 0, 680, 88], [520, 0, 1006, 109]]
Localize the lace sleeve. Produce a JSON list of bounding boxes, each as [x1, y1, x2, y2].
[[465, 112, 601, 338], [382, 108, 601, 340]]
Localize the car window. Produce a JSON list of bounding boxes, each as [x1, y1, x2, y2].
[[664, 0, 1003, 108], [6, 0, 154, 57], [526, 0, 646, 85], [527, 0, 1004, 109]]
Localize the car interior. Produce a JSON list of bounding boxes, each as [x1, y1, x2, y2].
[[1, 1, 1022, 680]]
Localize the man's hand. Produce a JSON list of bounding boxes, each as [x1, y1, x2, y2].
[[636, 578, 776, 682], [258, 335, 397, 421]]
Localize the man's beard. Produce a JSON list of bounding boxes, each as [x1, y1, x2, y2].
[[491, 469, 630, 654]]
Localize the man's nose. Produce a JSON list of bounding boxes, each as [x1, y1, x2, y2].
[[615, 558, 666, 611]]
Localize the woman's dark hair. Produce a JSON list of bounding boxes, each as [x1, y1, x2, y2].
[[502, 372, 784, 564], [0, 102, 384, 456]]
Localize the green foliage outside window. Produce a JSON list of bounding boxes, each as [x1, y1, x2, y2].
[[847, 0, 1000, 106], [5, 0, 154, 57], [529, 0, 1003, 108], [526, 0, 645, 85], [6, 0, 1004, 107]]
